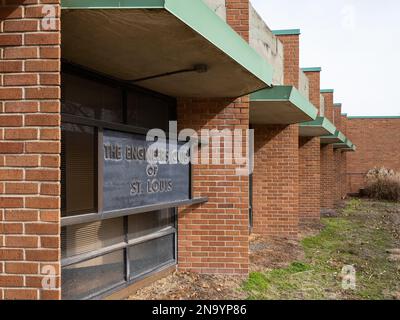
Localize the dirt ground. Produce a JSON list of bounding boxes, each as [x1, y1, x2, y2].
[[128, 233, 310, 300], [128, 199, 400, 300]]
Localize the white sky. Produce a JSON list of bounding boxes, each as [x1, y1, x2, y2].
[[250, 0, 400, 116]]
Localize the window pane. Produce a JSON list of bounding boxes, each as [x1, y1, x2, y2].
[[126, 91, 173, 131], [61, 218, 124, 259], [128, 209, 175, 240], [62, 72, 123, 123], [62, 250, 125, 300], [129, 234, 175, 279], [61, 123, 96, 217]]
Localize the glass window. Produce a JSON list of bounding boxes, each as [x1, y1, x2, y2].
[[128, 209, 175, 240], [62, 72, 123, 123], [128, 234, 175, 279], [60, 66, 179, 299], [126, 91, 174, 131], [61, 218, 124, 259], [62, 250, 125, 300], [61, 124, 96, 217]]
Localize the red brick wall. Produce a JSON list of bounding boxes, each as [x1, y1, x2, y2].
[[340, 115, 349, 196], [251, 32, 300, 237], [253, 124, 299, 238], [347, 118, 400, 193], [0, 1, 61, 300], [299, 137, 320, 224], [333, 149, 342, 206], [340, 151, 348, 199], [299, 70, 322, 224], [320, 144, 334, 209], [332, 105, 343, 205], [320, 91, 336, 209], [333, 105, 342, 131], [303, 71, 320, 111], [276, 34, 299, 88], [177, 97, 249, 274], [321, 92, 334, 123], [341, 115, 348, 135], [226, 0, 249, 41]]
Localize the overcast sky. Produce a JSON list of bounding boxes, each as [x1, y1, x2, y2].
[[250, 0, 400, 116]]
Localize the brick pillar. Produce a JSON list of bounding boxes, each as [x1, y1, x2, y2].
[[226, 0, 249, 41], [340, 151, 348, 199], [299, 69, 323, 225], [252, 124, 299, 238], [299, 137, 320, 224], [304, 70, 321, 114], [341, 114, 348, 136], [341, 114, 349, 197], [251, 30, 300, 238], [0, 1, 61, 300], [276, 33, 299, 88], [333, 149, 342, 206], [321, 91, 334, 123], [177, 97, 249, 274], [320, 144, 334, 210], [333, 104, 342, 130], [320, 90, 335, 211], [333, 103, 342, 206]]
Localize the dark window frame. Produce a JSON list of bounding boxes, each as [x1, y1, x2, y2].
[[60, 64, 181, 300], [61, 63, 205, 226]]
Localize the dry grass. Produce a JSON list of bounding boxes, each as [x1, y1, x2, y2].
[[128, 199, 400, 300], [364, 167, 400, 201]]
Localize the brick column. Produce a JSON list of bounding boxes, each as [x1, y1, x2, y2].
[[299, 69, 322, 225], [321, 91, 334, 123], [276, 33, 299, 88], [250, 30, 300, 238], [333, 148, 342, 206], [333, 104, 342, 130], [304, 70, 321, 114], [340, 151, 348, 199], [320, 90, 335, 211], [320, 144, 334, 210], [341, 114, 349, 197], [252, 124, 299, 238], [0, 1, 61, 300], [177, 0, 250, 275], [226, 0, 249, 41], [177, 97, 249, 274], [299, 136, 320, 224]]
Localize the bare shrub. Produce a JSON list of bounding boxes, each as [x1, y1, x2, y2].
[[364, 167, 400, 201]]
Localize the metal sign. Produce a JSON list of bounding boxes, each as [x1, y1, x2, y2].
[[102, 130, 190, 212]]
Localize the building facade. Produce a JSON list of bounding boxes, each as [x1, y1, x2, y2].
[[346, 117, 400, 194], [0, 0, 361, 300]]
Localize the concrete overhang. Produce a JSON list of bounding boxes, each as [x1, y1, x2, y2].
[[249, 86, 318, 125], [61, 0, 274, 98], [320, 130, 346, 145], [299, 116, 336, 137]]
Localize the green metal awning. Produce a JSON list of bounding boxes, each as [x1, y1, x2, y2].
[[321, 130, 346, 145], [61, 0, 273, 98], [334, 137, 356, 152], [299, 116, 336, 137], [250, 86, 318, 125]]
